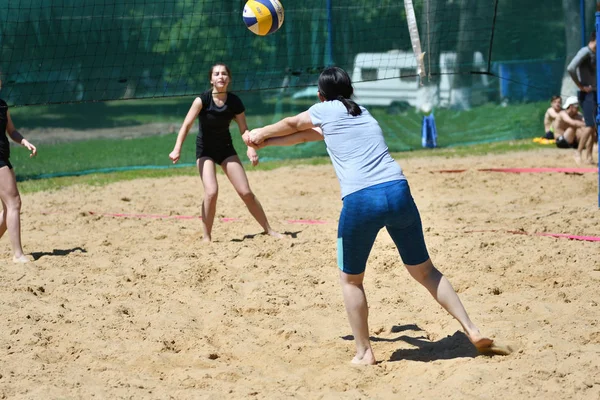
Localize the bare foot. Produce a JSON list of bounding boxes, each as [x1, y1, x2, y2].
[[266, 229, 285, 239], [473, 339, 513, 356], [12, 255, 30, 263], [202, 236, 211, 243], [351, 349, 377, 365], [585, 157, 597, 165], [465, 329, 513, 356], [574, 151, 582, 165]]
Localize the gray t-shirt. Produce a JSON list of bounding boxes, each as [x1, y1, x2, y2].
[[308, 100, 405, 198], [567, 45, 596, 89]]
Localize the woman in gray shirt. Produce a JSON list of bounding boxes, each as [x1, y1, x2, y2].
[[244, 67, 510, 364]]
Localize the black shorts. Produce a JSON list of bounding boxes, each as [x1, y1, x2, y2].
[[555, 135, 579, 149], [196, 144, 238, 165], [0, 158, 13, 169], [577, 91, 597, 127]]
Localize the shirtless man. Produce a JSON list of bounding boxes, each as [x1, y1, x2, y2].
[[553, 96, 586, 149], [542, 95, 562, 139]]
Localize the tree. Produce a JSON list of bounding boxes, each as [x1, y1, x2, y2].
[[417, 0, 444, 112], [451, 0, 479, 110], [561, 0, 585, 96]]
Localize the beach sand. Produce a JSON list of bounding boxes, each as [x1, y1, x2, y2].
[[1, 147, 599, 399]]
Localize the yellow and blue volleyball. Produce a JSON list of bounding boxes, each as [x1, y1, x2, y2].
[[242, 0, 285, 36]]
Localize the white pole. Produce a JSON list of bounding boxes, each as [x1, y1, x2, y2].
[[404, 0, 426, 80]]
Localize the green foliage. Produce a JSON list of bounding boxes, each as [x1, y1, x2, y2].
[[494, 0, 564, 61], [1, 0, 569, 105]]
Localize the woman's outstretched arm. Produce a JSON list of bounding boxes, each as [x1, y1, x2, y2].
[[248, 111, 314, 144], [252, 127, 323, 148]]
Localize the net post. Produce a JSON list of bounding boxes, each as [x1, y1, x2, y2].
[[582, 0, 587, 47], [326, 0, 334, 66]]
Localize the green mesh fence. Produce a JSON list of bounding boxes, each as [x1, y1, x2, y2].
[[0, 0, 579, 179]]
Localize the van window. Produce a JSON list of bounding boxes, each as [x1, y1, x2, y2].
[[399, 68, 416, 82], [361, 68, 377, 81]]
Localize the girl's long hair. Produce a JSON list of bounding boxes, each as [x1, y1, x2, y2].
[[317, 66, 361, 116]]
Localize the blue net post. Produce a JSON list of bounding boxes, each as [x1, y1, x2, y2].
[[597, 10, 600, 208], [582, 0, 587, 47], [326, 0, 334, 65]]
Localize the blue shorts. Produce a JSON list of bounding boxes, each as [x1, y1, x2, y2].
[[577, 91, 597, 127], [337, 179, 430, 275]]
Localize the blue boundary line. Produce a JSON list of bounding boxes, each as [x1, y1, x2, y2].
[[16, 158, 297, 182], [17, 163, 197, 181]]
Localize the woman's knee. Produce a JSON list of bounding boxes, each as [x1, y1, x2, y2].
[[238, 190, 254, 202], [4, 194, 22, 211], [339, 270, 365, 286], [405, 258, 435, 282], [203, 188, 218, 203]]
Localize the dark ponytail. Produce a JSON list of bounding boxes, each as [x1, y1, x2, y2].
[[318, 67, 362, 116], [336, 95, 361, 117]]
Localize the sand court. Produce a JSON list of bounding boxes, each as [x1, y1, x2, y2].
[[1, 147, 599, 399]]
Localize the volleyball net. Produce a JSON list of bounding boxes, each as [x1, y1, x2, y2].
[[0, 0, 585, 180]]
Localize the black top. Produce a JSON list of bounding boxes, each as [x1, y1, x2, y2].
[[0, 99, 10, 161], [196, 90, 245, 149]]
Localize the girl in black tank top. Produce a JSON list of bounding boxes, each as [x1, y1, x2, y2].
[[168, 63, 281, 242]]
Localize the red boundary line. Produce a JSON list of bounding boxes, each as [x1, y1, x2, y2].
[[82, 211, 331, 225], [45, 212, 599, 238], [436, 168, 597, 174], [479, 167, 597, 173], [42, 212, 598, 240], [465, 229, 600, 242], [286, 219, 329, 225], [89, 211, 203, 220]]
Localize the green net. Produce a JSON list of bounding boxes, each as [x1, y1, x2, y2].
[[0, 0, 577, 179]]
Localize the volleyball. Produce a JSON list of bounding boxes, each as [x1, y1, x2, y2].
[[242, 0, 285, 36]]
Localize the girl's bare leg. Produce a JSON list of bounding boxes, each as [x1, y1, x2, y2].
[[405, 258, 503, 351], [339, 270, 376, 365], [221, 156, 282, 238], [197, 158, 219, 242], [0, 167, 28, 262]]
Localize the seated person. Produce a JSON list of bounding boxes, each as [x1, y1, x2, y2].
[[553, 96, 586, 149], [542, 95, 562, 139]]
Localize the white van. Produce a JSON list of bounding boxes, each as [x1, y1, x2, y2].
[[437, 51, 491, 107], [351, 50, 420, 107], [351, 50, 494, 109]]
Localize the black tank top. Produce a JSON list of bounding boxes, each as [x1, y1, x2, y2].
[[0, 100, 10, 161], [196, 90, 245, 149]]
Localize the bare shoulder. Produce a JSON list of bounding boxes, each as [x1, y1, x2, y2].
[[546, 107, 559, 118], [190, 97, 203, 112]]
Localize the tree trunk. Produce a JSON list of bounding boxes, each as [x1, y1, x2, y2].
[[585, 0, 596, 38], [451, 0, 478, 110], [561, 0, 584, 96]]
